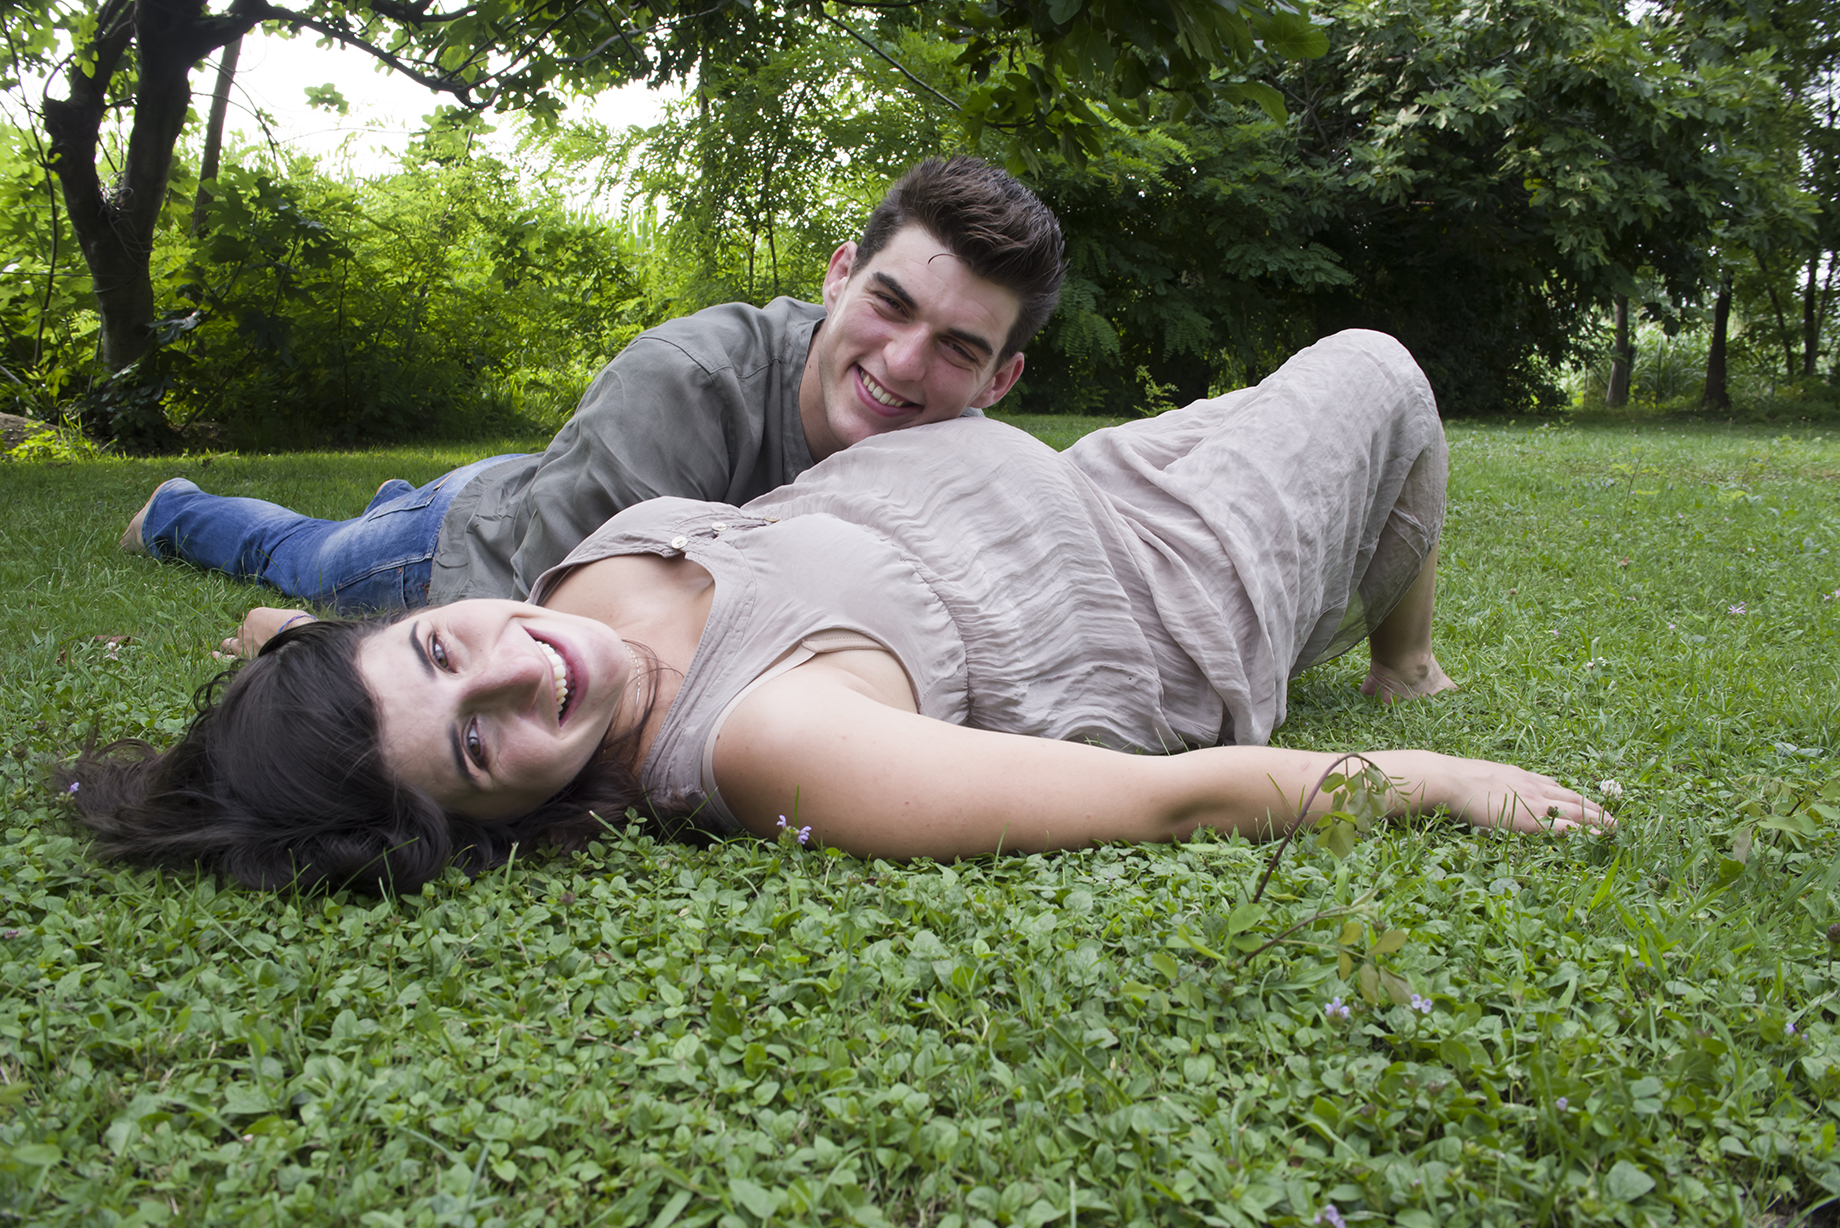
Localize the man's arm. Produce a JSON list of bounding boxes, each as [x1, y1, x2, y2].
[[500, 303, 821, 595], [506, 343, 750, 591]]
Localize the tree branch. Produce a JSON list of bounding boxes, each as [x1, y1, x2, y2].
[[820, 12, 961, 113], [257, 6, 495, 103]]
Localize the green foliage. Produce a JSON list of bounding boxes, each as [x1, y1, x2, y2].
[[0, 124, 93, 419], [584, 21, 946, 313], [2, 420, 1839, 1222], [1267, 0, 1804, 416], [77, 153, 649, 449]]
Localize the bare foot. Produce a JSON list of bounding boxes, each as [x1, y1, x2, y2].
[[1360, 653, 1459, 704], [120, 478, 183, 554]]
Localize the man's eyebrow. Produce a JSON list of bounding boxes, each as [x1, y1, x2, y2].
[[869, 270, 995, 360], [869, 270, 916, 311], [409, 621, 474, 785]]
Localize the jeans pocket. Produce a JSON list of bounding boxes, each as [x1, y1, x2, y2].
[[331, 557, 435, 614]]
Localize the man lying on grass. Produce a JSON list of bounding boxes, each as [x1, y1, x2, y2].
[[66, 332, 1609, 892], [117, 156, 1058, 615]]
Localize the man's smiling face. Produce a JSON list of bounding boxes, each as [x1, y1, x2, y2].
[[798, 224, 1026, 460]]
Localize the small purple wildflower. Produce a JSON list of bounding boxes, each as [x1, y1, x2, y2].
[[66, 781, 78, 794], [1555, 1096, 1569, 1112], [1315, 1205, 1347, 1228], [797, 825, 812, 845], [776, 815, 813, 846], [1728, 602, 1747, 615], [1786, 1022, 1798, 1038], [1410, 993, 1433, 1014], [1324, 996, 1351, 1021], [1825, 589, 1840, 602]]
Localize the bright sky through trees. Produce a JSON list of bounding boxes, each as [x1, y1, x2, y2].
[[211, 29, 678, 179]]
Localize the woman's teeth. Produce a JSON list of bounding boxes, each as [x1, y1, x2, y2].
[[538, 641, 570, 715]]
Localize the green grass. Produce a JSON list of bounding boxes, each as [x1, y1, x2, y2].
[[1, 419, 1837, 1227]]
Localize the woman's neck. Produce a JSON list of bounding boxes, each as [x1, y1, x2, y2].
[[539, 554, 716, 768]]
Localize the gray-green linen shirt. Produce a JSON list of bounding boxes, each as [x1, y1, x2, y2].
[[428, 297, 825, 604]]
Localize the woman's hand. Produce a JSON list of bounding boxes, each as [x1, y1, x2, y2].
[[214, 608, 314, 660], [1398, 750, 1612, 834]]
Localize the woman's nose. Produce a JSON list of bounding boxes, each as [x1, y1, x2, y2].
[[468, 644, 547, 709]]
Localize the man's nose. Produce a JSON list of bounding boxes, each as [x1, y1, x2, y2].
[[883, 325, 929, 382]]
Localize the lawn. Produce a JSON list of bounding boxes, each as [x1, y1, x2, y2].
[[0, 418, 1837, 1227]]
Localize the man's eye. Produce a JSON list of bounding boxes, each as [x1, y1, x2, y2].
[[464, 718, 487, 770]]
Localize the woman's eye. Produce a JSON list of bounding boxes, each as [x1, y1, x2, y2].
[[464, 718, 486, 770], [430, 634, 452, 671]]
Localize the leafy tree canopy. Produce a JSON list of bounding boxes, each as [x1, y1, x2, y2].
[[5, 0, 1328, 382]]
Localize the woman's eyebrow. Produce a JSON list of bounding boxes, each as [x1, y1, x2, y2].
[[408, 621, 475, 786], [448, 729, 473, 787], [409, 622, 434, 678]]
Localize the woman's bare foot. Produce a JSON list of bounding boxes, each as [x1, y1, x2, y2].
[[120, 479, 183, 554], [1361, 653, 1459, 703]]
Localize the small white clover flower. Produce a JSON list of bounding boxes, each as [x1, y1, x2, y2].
[[1599, 779, 1623, 799]]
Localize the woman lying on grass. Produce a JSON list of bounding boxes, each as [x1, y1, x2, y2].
[[67, 333, 1609, 893]]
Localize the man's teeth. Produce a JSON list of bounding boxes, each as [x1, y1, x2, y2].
[[860, 369, 912, 408], [538, 641, 570, 715]]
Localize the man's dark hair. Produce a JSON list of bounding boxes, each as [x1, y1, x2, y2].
[[59, 617, 654, 895], [855, 156, 1066, 360]]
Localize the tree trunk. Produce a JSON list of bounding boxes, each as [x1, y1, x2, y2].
[[41, 0, 253, 373], [1607, 294, 1632, 407], [192, 32, 242, 235], [1803, 254, 1821, 378], [1703, 276, 1732, 412], [1763, 273, 1795, 380]]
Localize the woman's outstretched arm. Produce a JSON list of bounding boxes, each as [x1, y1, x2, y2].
[[713, 663, 1610, 860]]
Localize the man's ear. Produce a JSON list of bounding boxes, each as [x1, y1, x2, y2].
[[821, 242, 858, 309], [971, 351, 1026, 409]]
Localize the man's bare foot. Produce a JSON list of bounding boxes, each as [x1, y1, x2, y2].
[[120, 478, 183, 554], [1361, 653, 1459, 703]]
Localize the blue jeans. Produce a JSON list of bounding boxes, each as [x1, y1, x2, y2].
[[142, 455, 525, 613]]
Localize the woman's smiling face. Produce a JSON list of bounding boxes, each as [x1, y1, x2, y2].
[[357, 600, 634, 821]]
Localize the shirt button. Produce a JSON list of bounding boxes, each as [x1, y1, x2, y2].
[[670, 536, 688, 550], [711, 522, 728, 534]]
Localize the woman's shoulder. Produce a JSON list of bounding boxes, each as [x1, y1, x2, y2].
[[530, 497, 744, 605]]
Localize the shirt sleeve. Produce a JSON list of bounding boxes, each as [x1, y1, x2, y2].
[[507, 336, 749, 593]]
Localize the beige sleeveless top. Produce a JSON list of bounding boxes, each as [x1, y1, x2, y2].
[[531, 329, 1445, 834]]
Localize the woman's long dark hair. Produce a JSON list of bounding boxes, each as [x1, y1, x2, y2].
[[58, 617, 655, 895]]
